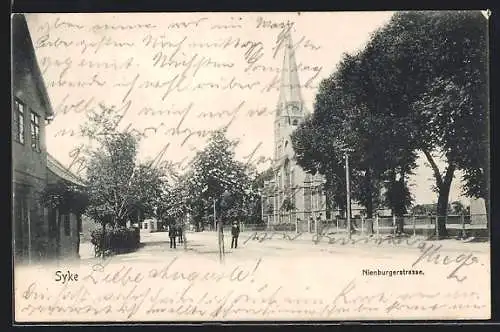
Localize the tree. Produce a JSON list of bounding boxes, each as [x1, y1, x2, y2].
[[80, 104, 165, 230], [361, 11, 488, 237], [40, 180, 89, 216], [450, 200, 465, 215], [291, 52, 416, 220], [184, 130, 254, 229]]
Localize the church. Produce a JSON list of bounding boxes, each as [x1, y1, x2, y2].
[[262, 32, 328, 233]]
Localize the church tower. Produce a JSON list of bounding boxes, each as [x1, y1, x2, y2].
[[264, 32, 327, 232]]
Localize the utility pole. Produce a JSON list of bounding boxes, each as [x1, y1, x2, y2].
[[345, 150, 352, 240]]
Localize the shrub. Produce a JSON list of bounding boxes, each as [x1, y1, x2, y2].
[[91, 227, 140, 257]]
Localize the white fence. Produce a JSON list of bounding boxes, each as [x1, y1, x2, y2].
[[236, 214, 489, 238]]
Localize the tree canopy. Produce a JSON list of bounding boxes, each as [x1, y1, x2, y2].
[[291, 11, 488, 236]]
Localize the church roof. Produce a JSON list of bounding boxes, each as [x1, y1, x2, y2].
[[277, 32, 304, 112]]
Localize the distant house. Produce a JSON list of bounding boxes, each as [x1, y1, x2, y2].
[[12, 14, 86, 263]]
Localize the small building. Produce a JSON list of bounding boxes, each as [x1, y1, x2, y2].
[[470, 197, 488, 225], [140, 218, 160, 233]]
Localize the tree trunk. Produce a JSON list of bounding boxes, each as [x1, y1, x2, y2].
[[436, 165, 455, 238], [436, 186, 451, 238], [396, 169, 405, 235], [101, 221, 107, 256], [363, 169, 375, 235], [422, 149, 455, 239], [389, 168, 397, 215], [365, 168, 374, 219]]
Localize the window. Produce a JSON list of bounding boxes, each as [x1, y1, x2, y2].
[[292, 119, 298, 126], [63, 214, 70, 236], [14, 99, 25, 144], [30, 111, 41, 152]]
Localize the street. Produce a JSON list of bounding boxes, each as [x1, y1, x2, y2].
[[78, 230, 490, 265], [15, 230, 490, 321]]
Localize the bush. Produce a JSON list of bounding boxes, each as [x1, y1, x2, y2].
[[91, 227, 140, 257]]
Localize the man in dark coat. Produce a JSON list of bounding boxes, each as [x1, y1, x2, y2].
[[169, 224, 177, 249], [177, 224, 184, 244], [231, 221, 240, 249]]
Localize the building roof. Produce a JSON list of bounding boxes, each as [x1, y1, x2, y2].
[[47, 153, 87, 187], [12, 14, 54, 118]]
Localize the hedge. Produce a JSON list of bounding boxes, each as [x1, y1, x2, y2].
[[91, 227, 140, 257]]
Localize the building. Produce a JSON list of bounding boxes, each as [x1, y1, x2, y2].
[[262, 32, 328, 232], [469, 197, 488, 225], [46, 154, 87, 259], [12, 14, 85, 263]]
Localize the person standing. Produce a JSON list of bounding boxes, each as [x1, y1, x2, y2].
[[316, 214, 322, 234], [169, 224, 177, 249], [231, 221, 240, 249], [177, 224, 184, 244]]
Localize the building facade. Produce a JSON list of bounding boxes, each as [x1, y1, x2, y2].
[[12, 14, 84, 263], [262, 32, 328, 232], [469, 197, 488, 225]]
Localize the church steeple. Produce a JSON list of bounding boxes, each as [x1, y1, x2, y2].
[[277, 31, 304, 113], [273, 31, 307, 164]]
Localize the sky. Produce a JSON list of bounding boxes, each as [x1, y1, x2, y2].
[[24, 12, 470, 205]]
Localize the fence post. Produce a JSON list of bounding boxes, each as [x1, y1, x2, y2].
[[412, 214, 416, 237], [376, 215, 380, 238]]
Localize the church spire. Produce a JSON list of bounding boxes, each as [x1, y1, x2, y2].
[[277, 31, 304, 110]]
